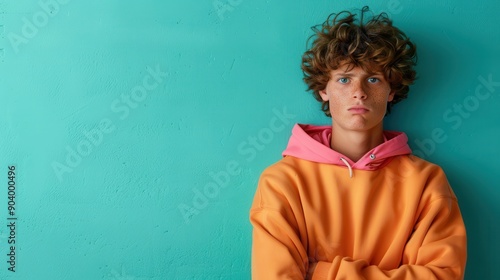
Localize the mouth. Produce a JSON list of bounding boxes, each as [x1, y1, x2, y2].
[[348, 106, 369, 114]]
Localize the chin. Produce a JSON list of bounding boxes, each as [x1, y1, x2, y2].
[[344, 122, 380, 132]]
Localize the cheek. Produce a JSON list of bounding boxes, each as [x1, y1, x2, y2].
[[376, 87, 393, 104], [328, 93, 344, 108], [374, 98, 389, 110], [328, 94, 349, 117], [370, 94, 391, 112]]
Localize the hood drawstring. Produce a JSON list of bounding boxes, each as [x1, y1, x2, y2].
[[340, 157, 353, 178]]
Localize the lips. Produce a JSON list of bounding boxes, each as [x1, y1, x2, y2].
[[348, 106, 369, 114]]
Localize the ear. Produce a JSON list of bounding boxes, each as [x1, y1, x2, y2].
[[319, 89, 329, 101], [387, 90, 396, 102]]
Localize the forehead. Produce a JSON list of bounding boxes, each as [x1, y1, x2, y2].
[[331, 61, 384, 76]]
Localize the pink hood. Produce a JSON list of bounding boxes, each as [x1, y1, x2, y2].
[[282, 124, 412, 174]]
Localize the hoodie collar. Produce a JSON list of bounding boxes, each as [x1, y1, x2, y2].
[[282, 124, 412, 177]]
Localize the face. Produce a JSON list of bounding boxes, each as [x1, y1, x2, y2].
[[319, 64, 395, 134]]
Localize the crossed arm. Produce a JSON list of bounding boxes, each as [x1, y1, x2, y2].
[[250, 170, 467, 280], [251, 197, 466, 280]]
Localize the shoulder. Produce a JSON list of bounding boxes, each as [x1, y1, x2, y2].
[[257, 156, 302, 190], [258, 156, 323, 186], [398, 154, 445, 174], [253, 156, 309, 205], [260, 156, 303, 175], [396, 154, 457, 201]]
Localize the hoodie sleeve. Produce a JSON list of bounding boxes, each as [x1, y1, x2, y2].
[[311, 188, 467, 279], [250, 168, 310, 280]]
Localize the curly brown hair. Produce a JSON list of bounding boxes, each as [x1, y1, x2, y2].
[[301, 6, 417, 116]]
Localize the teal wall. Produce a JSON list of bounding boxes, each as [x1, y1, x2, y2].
[[0, 0, 498, 279]]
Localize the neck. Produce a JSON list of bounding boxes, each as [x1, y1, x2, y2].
[[330, 125, 385, 162]]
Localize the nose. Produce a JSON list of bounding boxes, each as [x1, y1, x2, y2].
[[352, 80, 367, 100]]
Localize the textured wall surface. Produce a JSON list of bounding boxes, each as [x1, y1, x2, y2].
[[0, 0, 499, 279]]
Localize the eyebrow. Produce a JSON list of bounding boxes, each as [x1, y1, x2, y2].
[[331, 71, 384, 77]]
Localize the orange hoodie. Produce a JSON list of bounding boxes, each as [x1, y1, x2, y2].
[[250, 124, 467, 280]]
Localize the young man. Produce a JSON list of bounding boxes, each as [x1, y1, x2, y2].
[[249, 7, 467, 280]]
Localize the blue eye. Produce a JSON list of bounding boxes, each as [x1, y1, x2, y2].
[[338, 78, 349, 84], [368, 77, 379, 83]]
